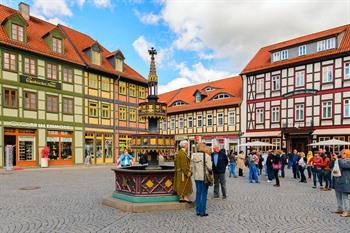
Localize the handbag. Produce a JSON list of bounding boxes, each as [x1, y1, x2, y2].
[[332, 160, 341, 177], [272, 162, 281, 170], [203, 153, 213, 186]]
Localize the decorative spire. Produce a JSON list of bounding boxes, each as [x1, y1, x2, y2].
[[148, 47, 158, 83]]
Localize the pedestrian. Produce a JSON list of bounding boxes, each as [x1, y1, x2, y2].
[[272, 150, 282, 187], [322, 153, 332, 191], [211, 144, 228, 199], [291, 149, 300, 179], [174, 140, 193, 203], [228, 150, 237, 178], [258, 153, 263, 175], [237, 151, 246, 177], [120, 148, 133, 167], [262, 151, 268, 178], [280, 150, 287, 178], [248, 151, 260, 184], [138, 153, 148, 165], [266, 152, 274, 182], [306, 151, 313, 180], [312, 152, 324, 189], [298, 152, 307, 183], [192, 143, 212, 217], [332, 149, 350, 217], [287, 150, 293, 169]]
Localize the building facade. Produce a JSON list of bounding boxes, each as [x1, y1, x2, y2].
[[241, 24, 350, 153], [159, 76, 242, 152], [0, 3, 147, 168]]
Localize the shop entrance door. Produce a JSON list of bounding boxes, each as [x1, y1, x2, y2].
[[291, 137, 309, 154], [4, 135, 16, 166]]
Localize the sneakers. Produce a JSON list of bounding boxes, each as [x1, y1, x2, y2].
[[340, 212, 350, 217], [273, 184, 280, 187], [267, 180, 271, 183], [312, 186, 316, 189]]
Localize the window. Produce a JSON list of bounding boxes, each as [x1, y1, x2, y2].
[[63, 98, 73, 114], [52, 37, 62, 54], [92, 50, 101, 65], [119, 81, 126, 95], [11, 24, 24, 42], [228, 111, 235, 125], [102, 104, 110, 119], [47, 131, 72, 161], [204, 87, 214, 91], [213, 93, 230, 100], [322, 65, 333, 83], [89, 74, 98, 89], [172, 100, 185, 106], [139, 87, 146, 99], [295, 104, 304, 121], [46, 63, 58, 80], [129, 108, 137, 122], [272, 52, 280, 62], [298, 45, 307, 56], [256, 78, 264, 93], [3, 89, 17, 108], [207, 114, 213, 127], [280, 50, 288, 60], [271, 76, 280, 91], [62, 67, 73, 83], [188, 116, 193, 128], [197, 115, 202, 127], [345, 62, 350, 79], [344, 99, 350, 117], [116, 58, 123, 72], [88, 102, 98, 117], [23, 57, 36, 75], [179, 117, 184, 128], [256, 108, 264, 124], [272, 138, 281, 149], [129, 84, 136, 97], [295, 70, 305, 87], [162, 120, 167, 131], [322, 101, 332, 119], [217, 112, 224, 126], [101, 78, 110, 91], [170, 117, 175, 129], [2, 51, 17, 71], [271, 107, 280, 123], [47, 95, 58, 113], [195, 92, 201, 102], [119, 107, 126, 120], [23, 91, 37, 110], [317, 37, 336, 52]]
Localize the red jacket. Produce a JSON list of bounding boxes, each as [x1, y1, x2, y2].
[[313, 157, 323, 169], [323, 157, 331, 171]]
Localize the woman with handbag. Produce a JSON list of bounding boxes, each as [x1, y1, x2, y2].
[[298, 152, 307, 183], [192, 143, 212, 217], [272, 150, 282, 187]]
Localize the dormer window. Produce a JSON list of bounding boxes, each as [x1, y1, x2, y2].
[[52, 37, 62, 54], [92, 49, 101, 65], [298, 45, 307, 56], [204, 87, 214, 92], [212, 93, 230, 100], [11, 23, 24, 42], [195, 92, 201, 102], [172, 100, 186, 106], [280, 50, 288, 60], [272, 52, 280, 62], [116, 58, 123, 72], [317, 37, 336, 52]]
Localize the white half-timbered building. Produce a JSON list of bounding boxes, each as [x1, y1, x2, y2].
[[241, 24, 350, 153]]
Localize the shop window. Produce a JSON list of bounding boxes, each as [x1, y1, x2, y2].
[[119, 107, 127, 120], [47, 131, 72, 161], [129, 108, 137, 122], [52, 37, 63, 54], [19, 136, 35, 161], [129, 84, 136, 97], [104, 135, 113, 159], [23, 91, 37, 110], [11, 23, 24, 42], [62, 67, 73, 83], [3, 88, 18, 108], [96, 134, 103, 159], [46, 95, 58, 113], [101, 77, 110, 91], [2, 51, 17, 71], [89, 102, 98, 117], [23, 57, 36, 76], [102, 104, 111, 119], [119, 81, 126, 95], [46, 63, 58, 80], [63, 98, 74, 114], [89, 74, 98, 89]]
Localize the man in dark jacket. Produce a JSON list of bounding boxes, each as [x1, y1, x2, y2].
[[212, 145, 228, 199]]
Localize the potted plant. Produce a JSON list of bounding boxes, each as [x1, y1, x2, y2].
[[41, 146, 49, 168]]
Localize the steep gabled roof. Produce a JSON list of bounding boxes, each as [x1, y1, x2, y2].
[[242, 24, 350, 74], [158, 76, 242, 114]]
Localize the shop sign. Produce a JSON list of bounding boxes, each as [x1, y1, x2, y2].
[[175, 135, 187, 141], [20, 75, 62, 90], [4, 121, 73, 130]]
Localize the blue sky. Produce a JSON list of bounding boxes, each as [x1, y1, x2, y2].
[[2, 0, 350, 93]]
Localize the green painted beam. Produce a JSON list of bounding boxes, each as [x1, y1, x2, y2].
[[112, 193, 179, 203]]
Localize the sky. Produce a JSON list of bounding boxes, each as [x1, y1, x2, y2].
[[1, 0, 350, 93]]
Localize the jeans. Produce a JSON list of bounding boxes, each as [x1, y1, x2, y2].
[[249, 164, 259, 183], [312, 168, 323, 187], [335, 191, 350, 212], [267, 166, 274, 181], [273, 169, 280, 186], [298, 166, 306, 182], [324, 170, 332, 189], [229, 162, 236, 177], [214, 173, 226, 197], [239, 168, 243, 176], [195, 180, 208, 215], [292, 165, 300, 179], [281, 164, 285, 178], [307, 166, 312, 179]]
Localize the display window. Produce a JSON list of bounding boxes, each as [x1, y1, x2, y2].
[[84, 133, 114, 164], [47, 131, 73, 165]]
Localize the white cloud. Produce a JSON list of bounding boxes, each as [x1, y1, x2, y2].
[[158, 62, 231, 93], [92, 0, 112, 8], [134, 10, 161, 25], [160, 0, 350, 72], [32, 0, 72, 18], [76, 0, 87, 7], [132, 35, 168, 66]]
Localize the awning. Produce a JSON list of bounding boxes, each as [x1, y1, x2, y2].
[[242, 131, 281, 138], [312, 128, 350, 135]]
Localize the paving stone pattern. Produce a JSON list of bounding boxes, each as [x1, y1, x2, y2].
[[0, 166, 349, 233]]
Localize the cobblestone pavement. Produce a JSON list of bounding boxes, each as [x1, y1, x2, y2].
[[0, 166, 349, 233]]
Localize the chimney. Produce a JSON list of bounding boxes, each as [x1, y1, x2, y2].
[[18, 2, 30, 21]]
